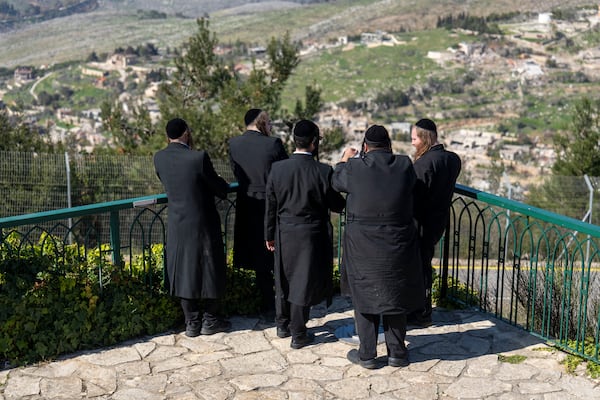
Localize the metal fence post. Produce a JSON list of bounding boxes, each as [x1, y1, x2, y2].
[[110, 210, 122, 266], [65, 152, 73, 244], [440, 215, 451, 300]]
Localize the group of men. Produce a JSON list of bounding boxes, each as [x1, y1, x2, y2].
[[153, 109, 461, 367]]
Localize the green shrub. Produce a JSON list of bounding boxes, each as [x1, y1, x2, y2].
[[432, 271, 480, 309], [0, 235, 343, 366], [0, 253, 181, 366]]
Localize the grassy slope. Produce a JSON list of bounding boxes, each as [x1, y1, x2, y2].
[[1, 0, 596, 135], [282, 29, 472, 106], [0, 0, 593, 68]]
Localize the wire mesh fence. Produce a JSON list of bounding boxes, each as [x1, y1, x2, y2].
[[526, 175, 600, 225], [0, 151, 235, 218]]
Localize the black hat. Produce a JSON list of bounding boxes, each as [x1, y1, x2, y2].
[[165, 118, 188, 139], [244, 108, 262, 126], [415, 118, 437, 133], [364, 125, 390, 146], [293, 119, 319, 138]]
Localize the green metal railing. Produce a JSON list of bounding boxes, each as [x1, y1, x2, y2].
[[0, 185, 237, 288], [444, 184, 600, 364], [2, 183, 600, 363]]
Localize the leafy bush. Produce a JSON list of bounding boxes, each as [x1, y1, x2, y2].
[[433, 271, 480, 309], [561, 338, 600, 378], [0, 250, 181, 366], [0, 240, 261, 367], [0, 231, 343, 366]]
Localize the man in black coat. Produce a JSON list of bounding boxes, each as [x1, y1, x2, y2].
[[265, 120, 345, 349], [408, 118, 462, 327], [332, 125, 424, 369], [154, 118, 231, 337], [229, 109, 288, 314]]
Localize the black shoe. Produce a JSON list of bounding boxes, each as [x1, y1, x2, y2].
[[185, 322, 202, 338], [277, 327, 291, 338], [346, 349, 378, 369], [200, 319, 231, 335], [290, 332, 314, 349], [388, 356, 409, 367]]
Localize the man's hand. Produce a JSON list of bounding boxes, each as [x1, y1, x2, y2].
[[265, 240, 275, 252], [340, 147, 358, 162]]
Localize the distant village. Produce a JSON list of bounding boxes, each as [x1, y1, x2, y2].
[[6, 8, 600, 199]]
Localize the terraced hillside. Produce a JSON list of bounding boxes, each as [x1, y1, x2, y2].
[[0, 0, 593, 68]]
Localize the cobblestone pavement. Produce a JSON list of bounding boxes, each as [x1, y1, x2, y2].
[[1, 295, 599, 399]]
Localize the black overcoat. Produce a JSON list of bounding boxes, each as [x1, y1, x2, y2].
[[154, 143, 229, 299], [228, 130, 288, 271], [413, 144, 462, 245], [332, 149, 424, 315], [265, 154, 345, 307]]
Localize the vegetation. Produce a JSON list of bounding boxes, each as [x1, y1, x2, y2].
[[0, 238, 180, 366], [552, 97, 600, 177], [527, 98, 600, 220], [0, 110, 62, 152], [562, 338, 600, 378], [97, 18, 316, 157], [436, 13, 503, 34], [1, 236, 248, 366], [498, 354, 527, 364], [0, 228, 343, 366]]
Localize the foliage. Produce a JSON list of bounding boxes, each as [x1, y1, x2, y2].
[[0, 243, 181, 366], [526, 176, 590, 219], [222, 266, 261, 316], [319, 126, 346, 154], [291, 83, 323, 121], [497, 354, 527, 364], [561, 338, 600, 378], [374, 88, 409, 110], [553, 97, 600, 176], [99, 99, 158, 155], [527, 97, 600, 219], [157, 18, 301, 159], [0, 230, 297, 366], [433, 271, 480, 309], [436, 13, 503, 35], [0, 110, 62, 153]]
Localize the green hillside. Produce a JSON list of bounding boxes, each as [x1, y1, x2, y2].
[[0, 0, 593, 68]]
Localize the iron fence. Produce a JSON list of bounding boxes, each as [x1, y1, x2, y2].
[[442, 184, 600, 364], [2, 182, 600, 363]]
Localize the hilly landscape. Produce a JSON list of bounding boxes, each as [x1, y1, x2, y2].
[[0, 0, 592, 68], [2, 0, 600, 208]]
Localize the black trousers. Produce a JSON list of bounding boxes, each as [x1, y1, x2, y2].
[[408, 234, 436, 322], [355, 311, 407, 360], [180, 298, 219, 325], [276, 300, 310, 339], [256, 267, 275, 312]]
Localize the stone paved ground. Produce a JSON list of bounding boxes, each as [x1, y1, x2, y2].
[[1, 295, 600, 399]]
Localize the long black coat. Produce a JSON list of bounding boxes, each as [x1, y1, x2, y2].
[[265, 154, 345, 307], [332, 149, 424, 315], [413, 144, 462, 245], [228, 130, 288, 271], [154, 143, 229, 299]]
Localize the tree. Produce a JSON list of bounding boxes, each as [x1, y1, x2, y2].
[[99, 99, 155, 155], [527, 97, 600, 221], [552, 97, 600, 176], [292, 84, 323, 121], [0, 110, 60, 152], [157, 18, 301, 158], [319, 126, 345, 155]]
